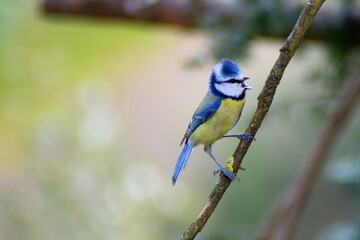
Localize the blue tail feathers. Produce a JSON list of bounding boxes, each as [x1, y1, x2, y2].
[[172, 141, 194, 185]]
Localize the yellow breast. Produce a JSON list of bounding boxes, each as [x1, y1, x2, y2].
[[190, 97, 245, 145]]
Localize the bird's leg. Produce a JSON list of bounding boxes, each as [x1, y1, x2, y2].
[[204, 144, 236, 181], [223, 132, 256, 141]]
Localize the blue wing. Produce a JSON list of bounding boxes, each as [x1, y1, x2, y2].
[[180, 98, 221, 145]]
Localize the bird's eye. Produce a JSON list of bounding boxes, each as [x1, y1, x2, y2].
[[228, 79, 238, 83]]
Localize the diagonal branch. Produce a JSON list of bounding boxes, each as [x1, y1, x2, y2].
[[180, 0, 326, 239]]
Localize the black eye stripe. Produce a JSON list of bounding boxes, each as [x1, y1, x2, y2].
[[215, 79, 242, 84]]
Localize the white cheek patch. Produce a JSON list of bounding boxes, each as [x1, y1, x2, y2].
[[215, 82, 242, 98]]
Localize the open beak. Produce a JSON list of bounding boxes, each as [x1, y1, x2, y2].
[[242, 76, 252, 90]]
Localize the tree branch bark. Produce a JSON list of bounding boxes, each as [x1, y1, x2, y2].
[[257, 70, 360, 240], [180, 0, 326, 239]]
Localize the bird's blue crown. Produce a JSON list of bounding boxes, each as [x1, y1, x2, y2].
[[220, 59, 241, 78]]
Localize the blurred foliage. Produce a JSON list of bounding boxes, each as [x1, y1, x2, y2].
[[203, 0, 360, 109], [203, 0, 300, 59]]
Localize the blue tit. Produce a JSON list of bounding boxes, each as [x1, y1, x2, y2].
[[172, 58, 253, 185]]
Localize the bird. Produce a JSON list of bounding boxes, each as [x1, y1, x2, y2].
[[172, 58, 254, 185]]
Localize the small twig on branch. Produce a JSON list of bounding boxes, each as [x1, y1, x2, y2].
[[180, 0, 326, 239], [257, 71, 360, 240]]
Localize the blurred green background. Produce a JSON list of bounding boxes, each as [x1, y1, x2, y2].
[[0, 1, 359, 240]]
